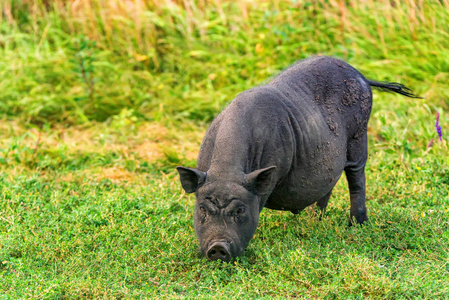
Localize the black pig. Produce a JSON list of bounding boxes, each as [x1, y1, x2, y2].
[[177, 56, 419, 262]]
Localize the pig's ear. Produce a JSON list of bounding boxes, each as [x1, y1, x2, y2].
[[176, 166, 207, 193], [245, 166, 276, 196]]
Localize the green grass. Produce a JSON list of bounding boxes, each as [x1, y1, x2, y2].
[[1, 0, 449, 298]]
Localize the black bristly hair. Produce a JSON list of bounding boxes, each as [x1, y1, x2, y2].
[[368, 80, 422, 98]]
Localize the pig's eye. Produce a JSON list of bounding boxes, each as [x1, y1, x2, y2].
[[235, 207, 246, 215], [199, 205, 208, 224]]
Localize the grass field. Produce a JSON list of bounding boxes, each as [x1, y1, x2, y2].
[[0, 0, 448, 298]]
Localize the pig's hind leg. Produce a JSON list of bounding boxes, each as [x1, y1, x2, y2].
[[344, 135, 369, 225], [316, 190, 332, 220]]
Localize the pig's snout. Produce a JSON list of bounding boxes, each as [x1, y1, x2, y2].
[[206, 241, 231, 262]]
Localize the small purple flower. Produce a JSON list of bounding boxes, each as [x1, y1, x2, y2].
[[436, 112, 443, 141]]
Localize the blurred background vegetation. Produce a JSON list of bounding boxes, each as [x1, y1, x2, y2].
[[1, 0, 448, 125]]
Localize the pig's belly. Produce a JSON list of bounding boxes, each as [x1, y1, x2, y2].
[[265, 152, 346, 212]]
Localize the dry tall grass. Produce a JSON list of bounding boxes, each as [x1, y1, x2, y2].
[[1, 0, 444, 58], [1, 0, 448, 123]]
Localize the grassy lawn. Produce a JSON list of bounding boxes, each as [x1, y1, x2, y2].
[[1, 0, 448, 298]]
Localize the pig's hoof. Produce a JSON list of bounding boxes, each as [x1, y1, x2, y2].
[[206, 241, 231, 262], [348, 215, 369, 226]]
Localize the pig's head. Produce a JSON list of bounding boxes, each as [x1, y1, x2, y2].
[[176, 166, 276, 262]]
